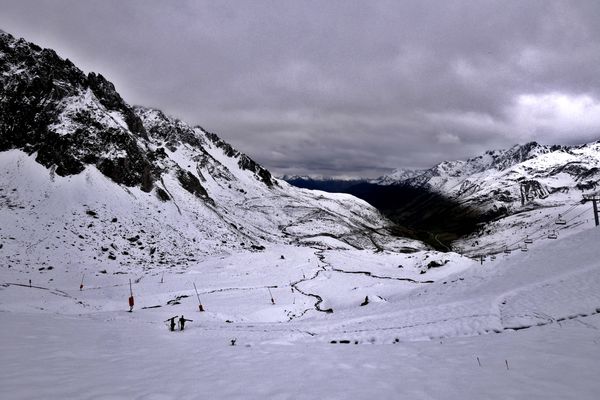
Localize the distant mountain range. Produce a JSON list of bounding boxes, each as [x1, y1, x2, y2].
[[279, 175, 369, 193], [284, 141, 600, 253]]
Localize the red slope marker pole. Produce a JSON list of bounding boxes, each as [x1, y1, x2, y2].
[[128, 279, 134, 312], [193, 282, 204, 312]]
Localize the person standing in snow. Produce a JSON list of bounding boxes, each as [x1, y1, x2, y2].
[[178, 315, 192, 331], [165, 316, 177, 332]]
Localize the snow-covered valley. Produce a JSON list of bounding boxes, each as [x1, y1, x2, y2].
[[2, 222, 600, 399], [2, 28, 600, 400]]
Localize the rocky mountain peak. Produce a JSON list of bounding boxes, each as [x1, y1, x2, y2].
[[0, 30, 276, 194]]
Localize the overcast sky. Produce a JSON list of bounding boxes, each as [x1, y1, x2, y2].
[[1, 1, 600, 177]]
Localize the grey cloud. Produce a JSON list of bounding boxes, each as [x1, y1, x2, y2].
[[1, 0, 599, 177]]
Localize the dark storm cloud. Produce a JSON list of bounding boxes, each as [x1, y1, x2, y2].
[[2, 0, 600, 177]]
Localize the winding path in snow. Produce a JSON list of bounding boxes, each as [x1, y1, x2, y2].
[[289, 248, 436, 319]]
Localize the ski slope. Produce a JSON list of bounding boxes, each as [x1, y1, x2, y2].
[[2, 227, 600, 399]]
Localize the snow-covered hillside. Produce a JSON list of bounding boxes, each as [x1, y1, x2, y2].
[[0, 29, 426, 268], [377, 141, 600, 255], [2, 215, 600, 399], [3, 28, 600, 400]]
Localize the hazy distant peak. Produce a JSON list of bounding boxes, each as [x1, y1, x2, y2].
[[280, 174, 366, 182]]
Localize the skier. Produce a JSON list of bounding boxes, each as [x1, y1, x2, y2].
[[178, 315, 192, 331], [165, 316, 177, 332]]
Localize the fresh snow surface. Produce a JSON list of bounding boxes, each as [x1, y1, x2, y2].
[[2, 218, 600, 398]]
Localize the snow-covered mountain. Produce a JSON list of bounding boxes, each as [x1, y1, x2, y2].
[[0, 30, 425, 274], [377, 141, 600, 254], [3, 30, 600, 400]]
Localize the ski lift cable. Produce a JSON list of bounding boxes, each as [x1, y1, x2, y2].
[[453, 170, 581, 255], [561, 206, 591, 226], [526, 204, 589, 243], [508, 202, 588, 247], [560, 203, 580, 217], [509, 198, 584, 244], [474, 201, 589, 257]]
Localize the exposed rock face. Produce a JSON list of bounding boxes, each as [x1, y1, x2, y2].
[[519, 180, 548, 205], [0, 30, 274, 194], [204, 131, 275, 187], [0, 31, 155, 186]]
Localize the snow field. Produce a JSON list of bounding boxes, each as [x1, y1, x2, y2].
[[3, 229, 600, 398]]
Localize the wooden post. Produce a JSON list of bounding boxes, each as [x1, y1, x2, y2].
[[593, 198, 599, 227], [193, 282, 204, 312]]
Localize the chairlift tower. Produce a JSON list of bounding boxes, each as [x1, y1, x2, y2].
[[582, 194, 600, 227]]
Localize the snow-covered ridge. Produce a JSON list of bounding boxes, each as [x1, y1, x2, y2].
[[280, 174, 366, 182], [378, 141, 600, 254]]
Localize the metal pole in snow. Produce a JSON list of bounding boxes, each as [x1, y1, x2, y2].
[[128, 279, 134, 312], [593, 198, 599, 227], [80, 274, 84, 291], [160, 272, 164, 284], [268, 287, 275, 305], [193, 282, 204, 312]]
